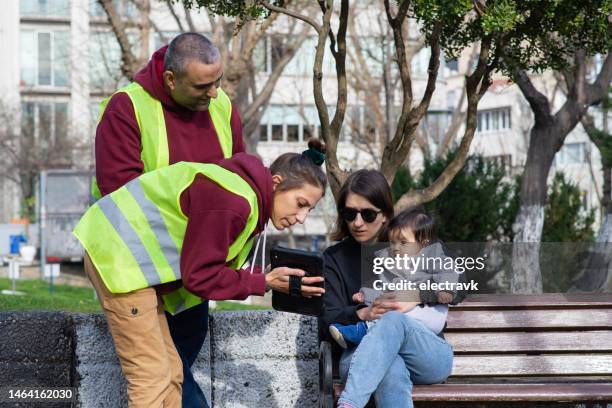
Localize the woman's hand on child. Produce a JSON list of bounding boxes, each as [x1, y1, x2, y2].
[[437, 291, 453, 304], [357, 292, 399, 320], [265, 267, 325, 298], [352, 292, 365, 303]]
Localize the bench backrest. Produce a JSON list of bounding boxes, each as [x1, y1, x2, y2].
[[445, 293, 612, 379]]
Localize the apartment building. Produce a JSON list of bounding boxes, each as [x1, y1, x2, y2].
[[0, 0, 605, 247]]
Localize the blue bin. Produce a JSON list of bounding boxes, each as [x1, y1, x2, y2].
[[9, 235, 26, 254]]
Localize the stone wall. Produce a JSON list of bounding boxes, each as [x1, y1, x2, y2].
[[0, 311, 319, 408]]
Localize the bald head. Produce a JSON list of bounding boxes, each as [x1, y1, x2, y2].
[[164, 32, 221, 78]]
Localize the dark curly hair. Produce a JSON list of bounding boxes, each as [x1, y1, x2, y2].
[[380, 207, 437, 246]]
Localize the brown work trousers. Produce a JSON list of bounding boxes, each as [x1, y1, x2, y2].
[[84, 254, 183, 407]]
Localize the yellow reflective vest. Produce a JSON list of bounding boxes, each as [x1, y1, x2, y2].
[[76, 162, 258, 315], [90, 82, 234, 201]]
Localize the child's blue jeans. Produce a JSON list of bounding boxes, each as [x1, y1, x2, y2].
[[338, 311, 453, 408]]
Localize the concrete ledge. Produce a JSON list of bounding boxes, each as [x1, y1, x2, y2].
[[0, 312, 73, 388], [211, 311, 319, 407], [0, 310, 319, 407]]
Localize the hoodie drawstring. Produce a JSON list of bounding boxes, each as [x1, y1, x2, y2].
[[249, 224, 268, 274]]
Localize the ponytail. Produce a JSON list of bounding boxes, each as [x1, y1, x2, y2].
[[269, 138, 327, 194]]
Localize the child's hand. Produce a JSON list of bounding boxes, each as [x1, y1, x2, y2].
[[352, 292, 365, 303], [437, 291, 454, 304]]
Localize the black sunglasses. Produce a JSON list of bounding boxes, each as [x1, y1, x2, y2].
[[340, 207, 382, 223]]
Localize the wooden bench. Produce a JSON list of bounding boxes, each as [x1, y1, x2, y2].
[[319, 293, 612, 407]]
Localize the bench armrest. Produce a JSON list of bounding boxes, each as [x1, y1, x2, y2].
[[319, 341, 334, 408]]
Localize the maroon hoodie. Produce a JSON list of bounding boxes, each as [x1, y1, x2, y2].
[[177, 153, 272, 300], [95, 45, 245, 196]]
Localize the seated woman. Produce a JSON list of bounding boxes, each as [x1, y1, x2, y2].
[[320, 170, 455, 408]]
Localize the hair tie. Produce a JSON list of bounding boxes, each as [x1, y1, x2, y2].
[[302, 148, 326, 166]]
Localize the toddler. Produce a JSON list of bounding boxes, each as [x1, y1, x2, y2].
[[329, 208, 458, 348]]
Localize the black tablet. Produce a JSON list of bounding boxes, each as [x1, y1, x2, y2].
[[270, 246, 324, 316]]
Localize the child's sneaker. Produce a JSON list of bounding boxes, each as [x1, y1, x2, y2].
[[329, 321, 368, 349]]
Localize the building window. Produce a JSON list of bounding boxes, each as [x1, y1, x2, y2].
[[422, 111, 451, 145], [258, 124, 269, 142], [21, 0, 70, 17], [476, 107, 511, 133], [303, 124, 317, 140], [89, 30, 123, 91], [271, 125, 283, 141], [21, 101, 70, 160], [258, 105, 321, 144], [20, 30, 70, 88], [556, 142, 587, 165], [287, 125, 299, 142]]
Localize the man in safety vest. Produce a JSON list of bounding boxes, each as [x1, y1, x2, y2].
[[92, 32, 244, 408]]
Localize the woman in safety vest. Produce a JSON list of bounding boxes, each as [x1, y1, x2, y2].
[[74, 139, 327, 407]]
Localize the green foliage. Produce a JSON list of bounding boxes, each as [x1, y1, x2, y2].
[[20, 196, 37, 223], [392, 150, 517, 242], [0, 278, 269, 312], [181, 1, 611, 75], [412, 0, 612, 74], [481, 0, 525, 34], [585, 125, 612, 165], [539, 174, 595, 292], [391, 165, 415, 203], [542, 173, 595, 242], [181, 0, 284, 20], [392, 153, 596, 243]]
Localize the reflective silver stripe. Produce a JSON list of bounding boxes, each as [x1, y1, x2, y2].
[[174, 300, 187, 314], [126, 180, 181, 280], [97, 195, 160, 286]]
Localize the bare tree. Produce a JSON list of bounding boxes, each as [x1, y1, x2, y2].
[[510, 52, 612, 293], [97, 0, 313, 152], [259, 1, 498, 207], [0, 100, 86, 220]]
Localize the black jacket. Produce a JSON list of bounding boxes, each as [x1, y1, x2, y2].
[[319, 238, 466, 332]]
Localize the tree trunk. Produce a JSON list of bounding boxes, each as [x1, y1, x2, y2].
[[510, 126, 556, 293], [569, 108, 612, 292], [570, 162, 612, 292], [511, 205, 545, 293]]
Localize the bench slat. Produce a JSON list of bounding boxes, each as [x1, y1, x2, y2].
[[446, 309, 612, 330], [445, 331, 612, 353], [454, 293, 612, 309], [411, 383, 612, 402], [452, 354, 612, 376]]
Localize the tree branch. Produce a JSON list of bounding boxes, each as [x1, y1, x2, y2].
[[260, 0, 322, 34], [379, 21, 441, 182], [394, 37, 495, 210], [410, 22, 441, 120], [165, 0, 185, 32], [183, 3, 196, 32], [586, 53, 612, 105], [243, 25, 310, 120], [513, 69, 553, 125], [329, 0, 349, 143], [98, 0, 140, 79]]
